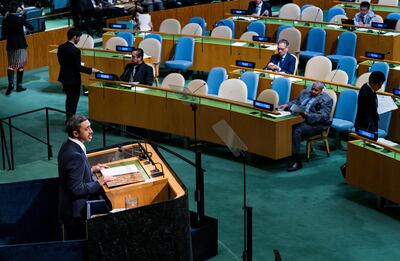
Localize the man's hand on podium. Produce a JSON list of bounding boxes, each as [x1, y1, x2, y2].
[[98, 175, 115, 186], [92, 163, 109, 173]]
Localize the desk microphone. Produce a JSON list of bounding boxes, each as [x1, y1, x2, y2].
[[191, 82, 207, 94], [137, 141, 164, 177], [329, 64, 341, 83], [313, 8, 321, 22]]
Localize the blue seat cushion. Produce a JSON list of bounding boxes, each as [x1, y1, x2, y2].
[[300, 51, 324, 60], [332, 118, 354, 132], [165, 60, 193, 70]]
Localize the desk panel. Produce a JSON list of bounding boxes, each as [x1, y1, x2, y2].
[[347, 140, 400, 204], [88, 83, 302, 159]]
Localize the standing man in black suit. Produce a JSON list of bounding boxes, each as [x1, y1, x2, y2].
[[264, 39, 296, 75], [355, 71, 386, 132], [120, 48, 154, 86], [247, 0, 272, 17], [57, 28, 99, 122], [58, 115, 113, 240]]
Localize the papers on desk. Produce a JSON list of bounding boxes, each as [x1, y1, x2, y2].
[[101, 164, 139, 176], [115, 4, 125, 8], [267, 74, 302, 82], [377, 95, 398, 115], [123, 54, 132, 58], [232, 42, 247, 47], [355, 28, 370, 32], [232, 16, 256, 22], [326, 24, 341, 29], [384, 32, 400, 36], [266, 111, 291, 118], [377, 138, 398, 147]]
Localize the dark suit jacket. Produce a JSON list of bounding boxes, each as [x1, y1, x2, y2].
[[247, 1, 272, 16], [120, 62, 154, 86], [70, 0, 95, 12], [1, 13, 33, 50], [355, 83, 379, 132], [57, 41, 92, 86], [58, 140, 101, 224], [265, 53, 296, 75]]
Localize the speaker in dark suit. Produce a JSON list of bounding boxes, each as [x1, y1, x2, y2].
[[247, 0, 272, 16], [57, 28, 97, 121], [58, 115, 112, 239]]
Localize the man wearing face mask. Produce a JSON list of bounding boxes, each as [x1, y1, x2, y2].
[[57, 28, 99, 122]]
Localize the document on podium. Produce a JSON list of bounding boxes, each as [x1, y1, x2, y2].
[[101, 163, 145, 188]]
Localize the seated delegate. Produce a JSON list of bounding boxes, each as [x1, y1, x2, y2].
[[120, 48, 154, 86], [264, 39, 296, 75], [280, 82, 333, 172]]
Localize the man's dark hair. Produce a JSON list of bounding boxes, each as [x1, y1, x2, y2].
[[369, 71, 386, 85], [66, 115, 88, 138], [277, 39, 289, 47], [360, 1, 370, 10], [8, 1, 18, 13], [67, 28, 82, 40], [133, 47, 144, 59]]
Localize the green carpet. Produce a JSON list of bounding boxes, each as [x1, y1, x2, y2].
[[1, 67, 400, 261]]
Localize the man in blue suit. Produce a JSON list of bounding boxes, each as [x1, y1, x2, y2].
[[264, 39, 296, 75], [58, 115, 114, 239], [280, 82, 333, 172]]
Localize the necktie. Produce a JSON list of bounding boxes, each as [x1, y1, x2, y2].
[[361, 16, 365, 24], [129, 65, 137, 82], [255, 6, 260, 15]]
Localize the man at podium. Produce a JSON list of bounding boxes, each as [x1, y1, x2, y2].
[[58, 115, 114, 240]]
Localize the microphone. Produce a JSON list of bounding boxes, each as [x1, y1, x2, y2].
[[192, 23, 201, 36], [313, 8, 321, 22], [137, 141, 164, 178], [329, 64, 341, 83], [191, 82, 206, 94]]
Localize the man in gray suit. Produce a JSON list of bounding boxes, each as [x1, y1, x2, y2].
[[280, 82, 333, 172]]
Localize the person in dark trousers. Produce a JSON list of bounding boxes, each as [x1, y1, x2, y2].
[[355, 71, 386, 132], [280, 82, 333, 172], [2, 1, 33, 95], [57, 28, 99, 122], [120, 48, 154, 86], [58, 115, 114, 240]]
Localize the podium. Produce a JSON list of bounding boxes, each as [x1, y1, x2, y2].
[[86, 143, 191, 260]]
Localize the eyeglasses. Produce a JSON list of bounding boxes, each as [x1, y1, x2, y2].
[[311, 88, 320, 92], [277, 47, 286, 51]]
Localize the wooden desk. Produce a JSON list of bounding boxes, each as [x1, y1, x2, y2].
[[347, 137, 400, 204], [102, 30, 276, 72], [88, 81, 302, 160], [229, 16, 400, 61], [86, 143, 190, 260], [0, 26, 69, 77]]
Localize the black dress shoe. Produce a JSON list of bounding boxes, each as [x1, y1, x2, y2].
[[287, 161, 303, 172], [16, 87, 27, 92], [5, 88, 12, 95]]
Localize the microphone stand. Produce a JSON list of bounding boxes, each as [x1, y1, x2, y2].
[[241, 150, 252, 261]]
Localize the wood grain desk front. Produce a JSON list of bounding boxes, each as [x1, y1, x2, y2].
[[88, 81, 302, 160], [229, 16, 400, 61], [347, 137, 400, 204]]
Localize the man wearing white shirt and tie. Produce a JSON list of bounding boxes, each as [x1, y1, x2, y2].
[[247, 0, 272, 17], [264, 39, 296, 75]]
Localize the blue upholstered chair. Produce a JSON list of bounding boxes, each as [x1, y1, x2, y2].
[[300, 28, 326, 61], [116, 32, 134, 47], [188, 17, 207, 35], [271, 77, 291, 105], [327, 32, 357, 64], [207, 67, 227, 95], [117, 21, 133, 30], [217, 19, 235, 38], [386, 13, 400, 21], [240, 71, 259, 102], [165, 37, 195, 70], [331, 90, 358, 147], [327, 7, 345, 22], [247, 22, 265, 37], [378, 111, 392, 138], [337, 56, 357, 84], [370, 62, 389, 90], [144, 33, 162, 45]]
